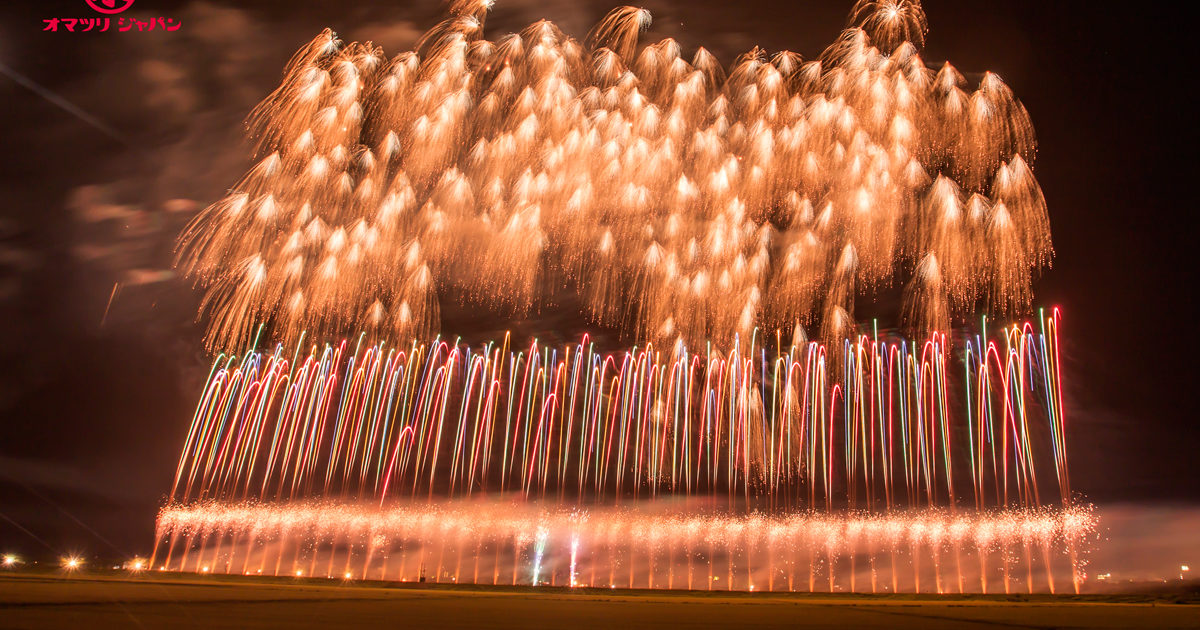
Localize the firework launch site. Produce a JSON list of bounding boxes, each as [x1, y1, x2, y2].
[[2, 570, 1198, 629]]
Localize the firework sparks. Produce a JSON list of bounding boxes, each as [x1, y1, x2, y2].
[[153, 499, 1095, 594], [177, 0, 1050, 350], [154, 313, 1085, 593], [164, 311, 1069, 510]]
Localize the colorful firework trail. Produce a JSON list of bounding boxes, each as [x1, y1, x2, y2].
[[177, 0, 1051, 350], [155, 310, 1090, 592], [167, 312, 1069, 510], [160, 0, 1090, 594]]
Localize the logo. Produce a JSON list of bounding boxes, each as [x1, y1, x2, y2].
[[85, 0, 135, 14], [42, 0, 180, 33]]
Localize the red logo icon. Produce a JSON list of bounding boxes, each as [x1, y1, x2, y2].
[[85, 0, 135, 14]]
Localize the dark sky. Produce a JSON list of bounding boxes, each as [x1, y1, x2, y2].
[[0, 0, 1195, 562]]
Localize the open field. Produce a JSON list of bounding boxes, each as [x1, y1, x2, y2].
[[1, 571, 1198, 629]]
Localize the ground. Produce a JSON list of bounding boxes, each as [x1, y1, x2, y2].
[[1, 571, 1198, 629]]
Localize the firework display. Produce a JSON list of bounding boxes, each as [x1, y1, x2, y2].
[[161, 0, 1088, 594], [177, 0, 1050, 350]]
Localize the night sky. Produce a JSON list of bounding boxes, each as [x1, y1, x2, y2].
[[0, 0, 1195, 562]]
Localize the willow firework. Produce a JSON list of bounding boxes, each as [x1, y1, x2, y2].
[[177, 0, 1050, 350]]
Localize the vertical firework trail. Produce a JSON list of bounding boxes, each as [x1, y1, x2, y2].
[[161, 0, 1093, 593], [156, 310, 1091, 592]]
